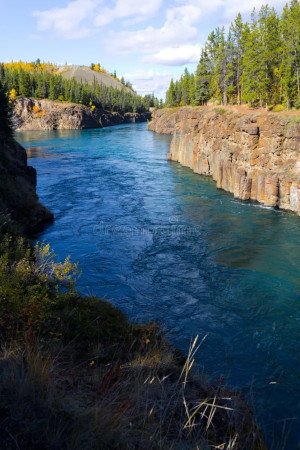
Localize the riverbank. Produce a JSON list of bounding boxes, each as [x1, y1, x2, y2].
[[149, 106, 300, 215], [13, 97, 151, 131], [0, 216, 264, 449]]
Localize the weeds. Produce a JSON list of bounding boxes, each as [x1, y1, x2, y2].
[[214, 107, 227, 115]]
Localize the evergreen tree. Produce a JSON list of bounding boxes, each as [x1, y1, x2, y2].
[[18, 71, 31, 97], [280, 0, 300, 108], [195, 49, 211, 105], [181, 68, 191, 105], [166, 79, 177, 106], [0, 81, 14, 143], [228, 13, 245, 104]]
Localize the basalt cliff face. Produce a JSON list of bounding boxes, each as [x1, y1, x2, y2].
[[149, 107, 300, 215], [0, 137, 53, 231], [14, 97, 151, 131]]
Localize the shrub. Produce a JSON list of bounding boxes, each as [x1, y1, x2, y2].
[[0, 234, 133, 355], [269, 104, 286, 112], [214, 107, 226, 115]]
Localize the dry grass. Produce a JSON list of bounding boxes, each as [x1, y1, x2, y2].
[[0, 335, 266, 450]]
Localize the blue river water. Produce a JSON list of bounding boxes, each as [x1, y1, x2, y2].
[[18, 123, 300, 449]]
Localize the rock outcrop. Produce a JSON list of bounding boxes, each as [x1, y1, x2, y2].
[[13, 97, 150, 131], [149, 107, 300, 215], [0, 137, 53, 232]]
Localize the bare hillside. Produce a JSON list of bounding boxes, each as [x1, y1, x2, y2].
[[58, 65, 132, 92]]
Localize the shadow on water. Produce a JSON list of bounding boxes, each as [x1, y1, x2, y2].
[[17, 123, 300, 449]]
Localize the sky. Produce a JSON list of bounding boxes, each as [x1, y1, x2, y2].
[[0, 0, 288, 98]]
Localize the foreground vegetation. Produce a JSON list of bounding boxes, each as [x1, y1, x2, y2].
[[0, 61, 159, 114], [166, 0, 300, 110]]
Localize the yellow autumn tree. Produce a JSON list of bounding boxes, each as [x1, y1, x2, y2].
[[9, 88, 17, 102], [93, 63, 101, 72]]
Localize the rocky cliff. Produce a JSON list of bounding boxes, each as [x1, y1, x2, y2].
[[149, 107, 300, 215], [13, 97, 150, 131], [0, 137, 53, 231]]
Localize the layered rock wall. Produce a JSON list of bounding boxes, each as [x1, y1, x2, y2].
[[13, 97, 151, 131], [149, 107, 300, 214], [0, 138, 53, 231]]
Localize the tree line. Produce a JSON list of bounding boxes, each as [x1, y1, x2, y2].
[[0, 61, 158, 114], [166, 0, 300, 110]]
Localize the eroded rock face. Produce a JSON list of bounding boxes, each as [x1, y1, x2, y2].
[[149, 107, 300, 214], [13, 97, 151, 131], [0, 138, 53, 232]]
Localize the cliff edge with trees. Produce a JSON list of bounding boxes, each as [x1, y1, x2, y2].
[[0, 62, 159, 131]]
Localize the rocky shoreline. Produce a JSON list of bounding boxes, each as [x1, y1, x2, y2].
[[149, 107, 300, 215], [0, 137, 53, 232], [13, 97, 151, 131]]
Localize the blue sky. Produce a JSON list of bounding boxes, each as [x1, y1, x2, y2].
[[1, 0, 287, 97]]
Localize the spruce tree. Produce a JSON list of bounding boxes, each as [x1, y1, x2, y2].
[[166, 79, 176, 106], [228, 13, 245, 104], [280, 0, 300, 108], [195, 49, 211, 105], [0, 81, 14, 143]]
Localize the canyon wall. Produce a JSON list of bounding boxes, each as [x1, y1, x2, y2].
[[0, 137, 53, 231], [149, 107, 300, 215], [14, 97, 151, 131]]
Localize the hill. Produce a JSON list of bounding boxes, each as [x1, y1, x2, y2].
[[58, 64, 133, 92], [0, 61, 156, 115]]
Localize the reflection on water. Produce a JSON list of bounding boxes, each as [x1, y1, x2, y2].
[[18, 124, 300, 449], [26, 146, 60, 158]]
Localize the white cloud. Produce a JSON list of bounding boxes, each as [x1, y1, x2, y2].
[[124, 70, 174, 97], [175, 0, 286, 20], [34, 0, 100, 39], [108, 5, 202, 54], [94, 0, 162, 26], [221, 0, 286, 19], [143, 44, 201, 65], [107, 0, 287, 66]]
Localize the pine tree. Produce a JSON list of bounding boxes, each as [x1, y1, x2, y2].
[[195, 49, 211, 105], [166, 79, 177, 106], [181, 68, 190, 106], [257, 5, 281, 108], [18, 71, 31, 97], [0, 81, 14, 143], [228, 13, 245, 104], [207, 28, 228, 104], [280, 0, 300, 108]]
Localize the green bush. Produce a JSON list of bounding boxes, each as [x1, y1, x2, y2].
[[0, 233, 133, 354], [214, 107, 226, 115], [269, 104, 286, 112]]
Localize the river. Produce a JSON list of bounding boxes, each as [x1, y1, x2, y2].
[[18, 123, 300, 449]]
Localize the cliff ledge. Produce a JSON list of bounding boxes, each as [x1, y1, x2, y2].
[[0, 138, 53, 231], [149, 107, 300, 215], [14, 97, 150, 131]]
